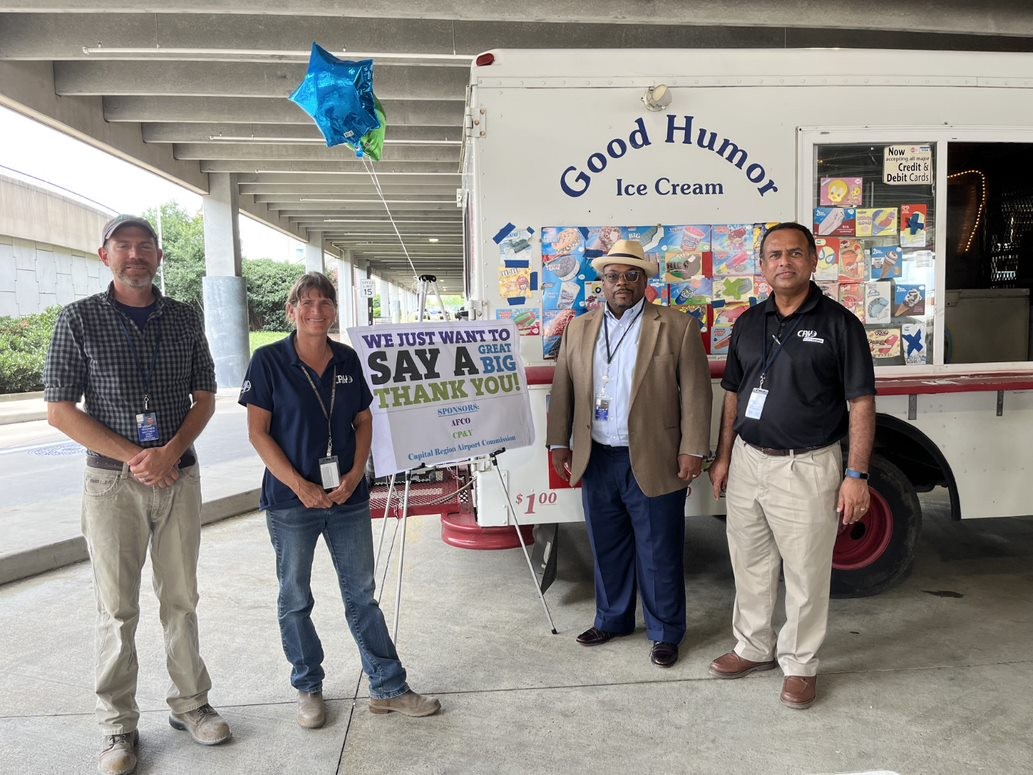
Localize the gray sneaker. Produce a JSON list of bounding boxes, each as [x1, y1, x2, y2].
[[297, 690, 326, 729], [169, 703, 232, 745], [369, 690, 441, 717], [98, 729, 138, 775]]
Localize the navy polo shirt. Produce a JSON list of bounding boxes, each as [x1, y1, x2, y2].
[[239, 333, 373, 511], [722, 282, 876, 450]]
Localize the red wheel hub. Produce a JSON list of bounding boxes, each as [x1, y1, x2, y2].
[[832, 487, 893, 571]]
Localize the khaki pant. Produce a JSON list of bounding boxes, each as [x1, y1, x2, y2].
[[725, 437, 842, 677], [81, 462, 211, 734]]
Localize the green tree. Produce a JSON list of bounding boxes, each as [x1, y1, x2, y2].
[[242, 259, 305, 331], [143, 202, 206, 316]]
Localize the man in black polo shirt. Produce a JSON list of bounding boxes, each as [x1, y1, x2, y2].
[[707, 222, 875, 710], [44, 215, 230, 775]]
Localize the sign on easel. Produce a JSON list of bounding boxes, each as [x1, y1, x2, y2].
[[347, 320, 535, 476]]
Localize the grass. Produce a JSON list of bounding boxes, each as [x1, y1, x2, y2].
[[249, 330, 290, 354]]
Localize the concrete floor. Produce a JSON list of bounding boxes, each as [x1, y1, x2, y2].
[[2, 494, 1032, 774]]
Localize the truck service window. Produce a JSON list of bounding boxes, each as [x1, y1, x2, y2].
[[812, 143, 937, 368], [945, 142, 1033, 365]]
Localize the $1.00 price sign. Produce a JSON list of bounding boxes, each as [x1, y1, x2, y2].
[[514, 490, 558, 516]]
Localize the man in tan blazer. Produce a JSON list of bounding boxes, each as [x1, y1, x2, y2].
[[547, 239, 712, 667]]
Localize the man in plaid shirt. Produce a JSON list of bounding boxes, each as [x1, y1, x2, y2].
[[44, 215, 231, 775]]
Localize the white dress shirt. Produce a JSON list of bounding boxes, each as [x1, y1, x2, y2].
[[590, 298, 645, 446]]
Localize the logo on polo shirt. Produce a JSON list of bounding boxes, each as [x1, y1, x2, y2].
[[798, 329, 825, 344], [240, 380, 252, 394], [336, 374, 353, 384]]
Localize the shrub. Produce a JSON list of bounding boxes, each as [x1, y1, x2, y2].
[[0, 306, 63, 393], [242, 259, 305, 331]]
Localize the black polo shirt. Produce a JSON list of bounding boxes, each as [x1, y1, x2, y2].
[[722, 282, 875, 450], [239, 333, 373, 511]]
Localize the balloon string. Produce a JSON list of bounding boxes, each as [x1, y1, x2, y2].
[[362, 155, 419, 282]]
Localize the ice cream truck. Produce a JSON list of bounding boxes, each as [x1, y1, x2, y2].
[[460, 48, 1033, 596]]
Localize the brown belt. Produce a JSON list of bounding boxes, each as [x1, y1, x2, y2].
[[86, 451, 197, 470], [745, 442, 830, 457]]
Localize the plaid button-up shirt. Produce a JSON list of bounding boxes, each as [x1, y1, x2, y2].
[[43, 284, 216, 447]]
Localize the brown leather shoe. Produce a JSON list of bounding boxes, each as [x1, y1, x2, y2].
[[650, 641, 679, 668], [780, 675, 817, 709], [576, 627, 617, 646], [708, 651, 777, 679]]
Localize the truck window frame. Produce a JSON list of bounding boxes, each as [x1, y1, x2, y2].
[[799, 126, 1033, 376]]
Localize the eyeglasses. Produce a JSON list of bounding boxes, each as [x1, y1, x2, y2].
[[602, 270, 643, 284]]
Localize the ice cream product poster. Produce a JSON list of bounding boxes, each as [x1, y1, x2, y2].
[[814, 207, 857, 237], [493, 223, 536, 263], [900, 204, 928, 248], [870, 246, 903, 281], [495, 306, 541, 337], [820, 177, 863, 207], [541, 226, 594, 320]]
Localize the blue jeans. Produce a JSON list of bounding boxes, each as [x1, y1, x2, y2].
[[265, 500, 409, 699]]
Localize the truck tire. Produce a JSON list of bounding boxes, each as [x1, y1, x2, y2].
[[830, 453, 921, 598]]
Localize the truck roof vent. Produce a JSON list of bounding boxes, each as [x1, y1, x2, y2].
[[475, 52, 495, 67]]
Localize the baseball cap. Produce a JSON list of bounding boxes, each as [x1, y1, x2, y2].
[[101, 214, 159, 245]]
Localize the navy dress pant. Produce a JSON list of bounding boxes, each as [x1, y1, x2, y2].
[[581, 442, 688, 644]]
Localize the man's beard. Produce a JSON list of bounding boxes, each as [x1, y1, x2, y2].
[[117, 267, 156, 288]]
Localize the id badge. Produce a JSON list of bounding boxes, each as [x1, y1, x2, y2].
[[319, 455, 340, 489], [744, 388, 768, 420], [594, 395, 610, 421], [136, 411, 159, 443]]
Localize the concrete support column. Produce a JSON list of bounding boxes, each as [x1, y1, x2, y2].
[[377, 277, 393, 323], [404, 288, 418, 321], [389, 281, 403, 323], [201, 172, 249, 389], [304, 231, 324, 274], [202, 173, 242, 277], [331, 248, 356, 333]]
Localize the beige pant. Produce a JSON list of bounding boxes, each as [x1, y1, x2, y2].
[[725, 436, 842, 677], [81, 462, 212, 734]]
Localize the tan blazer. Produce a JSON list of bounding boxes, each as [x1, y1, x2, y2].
[[546, 303, 712, 497]]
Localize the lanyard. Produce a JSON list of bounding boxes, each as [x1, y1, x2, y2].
[[759, 314, 805, 390], [603, 305, 643, 365], [115, 314, 162, 411], [300, 361, 337, 457]]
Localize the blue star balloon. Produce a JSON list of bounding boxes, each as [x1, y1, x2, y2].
[[290, 43, 381, 149]]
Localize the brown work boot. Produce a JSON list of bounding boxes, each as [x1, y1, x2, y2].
[[369, 690, 441, 717], [98, 729, 138, 775], [168, 703, 232, 745], [780, 675, 818, 709], [708, 651, 777, 679], [297, 690, 326, 729]]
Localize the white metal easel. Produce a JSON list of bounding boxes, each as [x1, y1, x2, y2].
[[372, 274, 556, 640]]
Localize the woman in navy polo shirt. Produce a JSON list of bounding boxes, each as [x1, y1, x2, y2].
[[239, 272, 439, 728]]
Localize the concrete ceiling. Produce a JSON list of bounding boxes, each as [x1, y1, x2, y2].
[[4, 2, 1033, 294]]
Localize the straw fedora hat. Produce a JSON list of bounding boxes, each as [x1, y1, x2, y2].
[[590, 239, 660, 278]]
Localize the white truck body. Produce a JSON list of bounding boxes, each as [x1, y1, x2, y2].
[[461, 48, 1033, 593]]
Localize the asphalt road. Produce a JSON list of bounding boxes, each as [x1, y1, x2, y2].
[[0, 400, 256, 508]]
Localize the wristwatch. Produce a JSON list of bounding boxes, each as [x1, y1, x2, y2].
[[844, 468, 869, 480]]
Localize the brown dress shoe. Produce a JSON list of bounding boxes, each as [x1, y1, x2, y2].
[[708, 651, 777, 679], [650, 642, 679, 668], [576, 627, 615, 646], [780, 675, 817, 709]]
